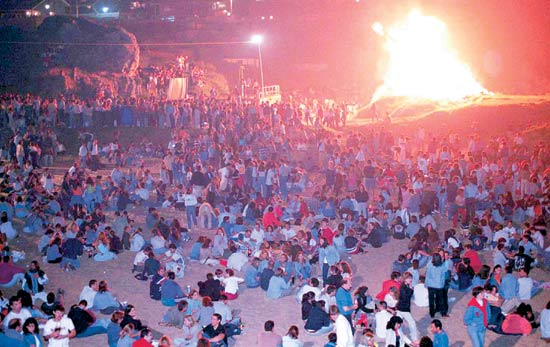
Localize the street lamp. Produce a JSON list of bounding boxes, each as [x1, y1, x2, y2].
[[250, 34, 264, 96]]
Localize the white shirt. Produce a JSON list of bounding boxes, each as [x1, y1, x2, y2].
[[295, 284, 322, 302], [413, 283, 429, 307], [281, 335, 302, 347], [281, 227, 296, 241], [375, 310, 393, 338], [334, 314, 354, 347], [184, 194, 197, 206], [518, 277, 534, 300], [43, 315, 75, 347], [250, 228, 265, 244], [4, 308, 31, 329], [79, 286, 97, 309], [226, 252, 248, 272], [213, 301, 232, 325], [133, 249, 148, 265], [222, 276, 244, 295]]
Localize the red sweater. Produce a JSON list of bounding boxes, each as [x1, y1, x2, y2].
[[0, 262, 24, 284], [464, 249, 482, 273], [502, 313, 532, 335]]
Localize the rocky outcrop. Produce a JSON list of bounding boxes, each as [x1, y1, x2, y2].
[[0, 16, 140, 96]]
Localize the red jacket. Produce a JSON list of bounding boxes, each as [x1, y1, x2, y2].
[[132, 338, 153, 347], [262, 211, 281, 228], [376, 279, 402, 301]]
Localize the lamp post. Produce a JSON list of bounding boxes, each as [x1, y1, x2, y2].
[[250, 34, 264, 96]]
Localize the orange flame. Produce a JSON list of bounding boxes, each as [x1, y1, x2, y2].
[[371, 10, 490, 104]]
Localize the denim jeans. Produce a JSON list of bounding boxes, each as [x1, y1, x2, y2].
[[186, 204, 197, 229], [0, 273, 24, 288], [467, 325, 485, 347]]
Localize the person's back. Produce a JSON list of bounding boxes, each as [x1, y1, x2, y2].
[[267, 275, 288, 299], [501, 313, 532, 336], [500, 272, 518, 300], [260, 267, 275, 291], [375, 308, 392, 338], [257, 330, 282, 346]]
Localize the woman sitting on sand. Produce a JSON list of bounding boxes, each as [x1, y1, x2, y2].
[[92, 280, 120, 314], [93, 231, 117, 262]]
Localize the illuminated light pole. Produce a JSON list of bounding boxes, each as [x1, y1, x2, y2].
[[250, 34, 264, 96]]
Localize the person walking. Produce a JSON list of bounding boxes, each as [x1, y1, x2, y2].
[[464, 286, 491, 347]]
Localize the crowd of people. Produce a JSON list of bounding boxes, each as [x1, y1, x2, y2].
[[0, 87, 549, 347]]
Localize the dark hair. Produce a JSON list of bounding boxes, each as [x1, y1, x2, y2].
[[431, 319, 442, 330], [419, 336, 434, 347], [22, 317, 39, 334], [140, 328, 151, 338], [328, 332, 337, 343], [431, 253, 443, 266], [386, 316, 403, 330], [286, 325, 299, 339], [311, 278, 319, 287], [264, 320, 275, 332], [53, 304, 65, 312], [472, 286, 484, 297]]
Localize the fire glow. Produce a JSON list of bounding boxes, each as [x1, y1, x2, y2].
[[371, 10, 489, 104]]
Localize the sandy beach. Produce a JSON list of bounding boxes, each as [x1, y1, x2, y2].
[[5, 201, 548, 347]]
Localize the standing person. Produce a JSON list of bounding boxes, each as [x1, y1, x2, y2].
[[335, 278, 357, 332], [430, 319, 449, 347], [329, 305, 354, 347], [43, 304, 76, 347], [319, 238, 340, 284], [183, 189, 198, 230], [396, 272, 418, 341], [463, 286, 491, 347], [385, 315, 416, 347], [425, 253, 448, 318]]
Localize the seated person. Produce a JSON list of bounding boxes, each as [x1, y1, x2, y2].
[[199, 313, 226, 347], [159, 300, 187, 328], [0, 255, 25, 289], [198, 273, 223, 302], [160, 271, 185, 307], [304, 300, 332, 335]]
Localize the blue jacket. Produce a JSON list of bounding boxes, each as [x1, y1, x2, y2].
[[499, 273, 519, 300], [319, 245, 340, 269], [161, 279, 184, 301], [266, 275, 290, 299], [433, 331, 449, 347], [244, 264, 260, 288], [464, 298, 491, 331], [425, 261, 447, 289]]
